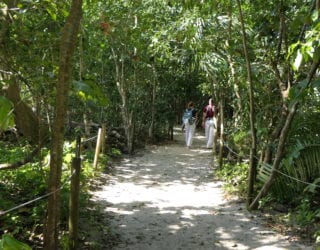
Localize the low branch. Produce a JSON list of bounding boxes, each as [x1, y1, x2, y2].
[[0, 144, 42, 170]]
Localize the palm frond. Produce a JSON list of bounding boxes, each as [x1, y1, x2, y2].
[[266, 143, 320, 203]]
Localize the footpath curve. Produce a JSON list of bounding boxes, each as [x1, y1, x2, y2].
[[87, 128, 312, 250]]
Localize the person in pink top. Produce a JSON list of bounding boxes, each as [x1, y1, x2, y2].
[[202, 97, 217, 149]]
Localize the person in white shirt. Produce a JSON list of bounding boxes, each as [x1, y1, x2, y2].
[[183, 101, 198, 149]]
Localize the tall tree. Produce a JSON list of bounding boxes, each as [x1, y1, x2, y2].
[[43, 0, 82, 249], [249, 0, 320, 209], [236, 0, 258, 206]]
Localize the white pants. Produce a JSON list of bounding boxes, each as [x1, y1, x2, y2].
[[185, 122, 196, 147], [205, 118, 216, 148]]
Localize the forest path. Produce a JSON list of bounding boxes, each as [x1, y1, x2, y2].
[[87, 128, 311, 250]]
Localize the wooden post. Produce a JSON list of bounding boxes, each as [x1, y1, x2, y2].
[[69, 136, 81, 250], [93, 127, 102, 169]]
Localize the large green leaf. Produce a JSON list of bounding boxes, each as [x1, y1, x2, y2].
[[72, 80, 108, 106], [271, 143, 320, 202], [0, 234, 31, 250], [311, 79, 320, 89], [0, 96, 15, 131], [288, 79, 309, 102]]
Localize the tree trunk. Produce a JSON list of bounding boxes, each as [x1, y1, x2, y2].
[[249, 101, 298, 209], [112, 50, 134, 154], [250, 59, 320, 209], [43, 1, 82, 249], [236, 0, 258, 207], [148, 64, 157, 140], [228, 57, 242, 128], [0, 0, 49, 144], [263, 116, 286, 164], [3, 82, 49, 144], [250, 0, 320, 209], [227, 0, 242, 128], [262, 2, 290, 165], [218, 96, 224, 168]]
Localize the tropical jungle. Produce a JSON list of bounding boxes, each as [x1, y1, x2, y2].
[[0, 0, 319, 249]]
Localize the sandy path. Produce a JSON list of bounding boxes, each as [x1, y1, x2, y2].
[[91, 129, 311, 250]]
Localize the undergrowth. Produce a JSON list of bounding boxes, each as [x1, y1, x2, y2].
[[215, 162, 248, 199], [0, 139, 115, 249], [216, 161, 320, 246]]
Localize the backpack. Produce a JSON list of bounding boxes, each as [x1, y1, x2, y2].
[[182, 108, 195, 125]]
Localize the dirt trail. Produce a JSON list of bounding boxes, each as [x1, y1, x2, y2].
[[88, 128, 312, 250]]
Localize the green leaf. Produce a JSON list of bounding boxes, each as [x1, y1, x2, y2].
[[0, 234, 32, 250], [72, 80, 108, 106], [44, 1, 57, 21], [304, 178, 320, 193], [311, 79, 320, 89], [0, 96, 15, 131], [293, 50, 303, 71], [311, 10, 319, 22], [289, 79, 309, 103]]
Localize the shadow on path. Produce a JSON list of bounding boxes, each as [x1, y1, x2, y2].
[[82, 128, 311, 250]]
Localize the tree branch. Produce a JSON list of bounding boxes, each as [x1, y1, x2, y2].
[[0, 144, 43, 170]]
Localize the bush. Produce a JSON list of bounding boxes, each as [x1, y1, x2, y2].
[[215, 162, 248, 198]]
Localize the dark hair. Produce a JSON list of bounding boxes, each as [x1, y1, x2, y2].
[[187, 101, 194, 108]]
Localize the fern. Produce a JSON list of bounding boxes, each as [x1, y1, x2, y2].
[[270, 142, 320, 203]]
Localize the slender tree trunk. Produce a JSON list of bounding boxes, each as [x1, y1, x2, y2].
[[236, 0, 258, 207], [43, 1, 82, 249], [120, 53, 134, 154], [262, 1, 289, 165], [79, 28, 92, 141], [112, 50, 134, 154], [218, 96, 224, 168], [227, 0, 242, 128], [250, 59, 320, 210], [263, 118, 285, 164], [228, 57, 242, 127], [250, 101, 298, 209], [83, 111, 91, 138], [149, 64, 157, 140], [250, 0, 320, 209]]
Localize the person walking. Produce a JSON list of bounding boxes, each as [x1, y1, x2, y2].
[[202, 98, 217, 149], [182, 101, 197, 149]]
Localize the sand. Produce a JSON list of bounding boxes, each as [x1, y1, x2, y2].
[[88, 128, 313, 250]]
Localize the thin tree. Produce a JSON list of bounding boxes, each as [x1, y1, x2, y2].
[[43, 0, 82, 249], [236, 0, 258, 206], [249, 0, 320, 210], [249, 61, 319, 209]]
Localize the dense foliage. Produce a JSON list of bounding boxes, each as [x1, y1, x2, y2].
[[0, 0, 319, 247]]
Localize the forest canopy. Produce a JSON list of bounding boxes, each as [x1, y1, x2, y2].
[[0, 0, 319, 248]]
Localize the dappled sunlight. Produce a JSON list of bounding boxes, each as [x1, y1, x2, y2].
[[90, 129, 311, 250], [215, 224, 291, 249], [181, 208, 211, 217], [168, 224, 183, 234], [95, 178, 226, 209]]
